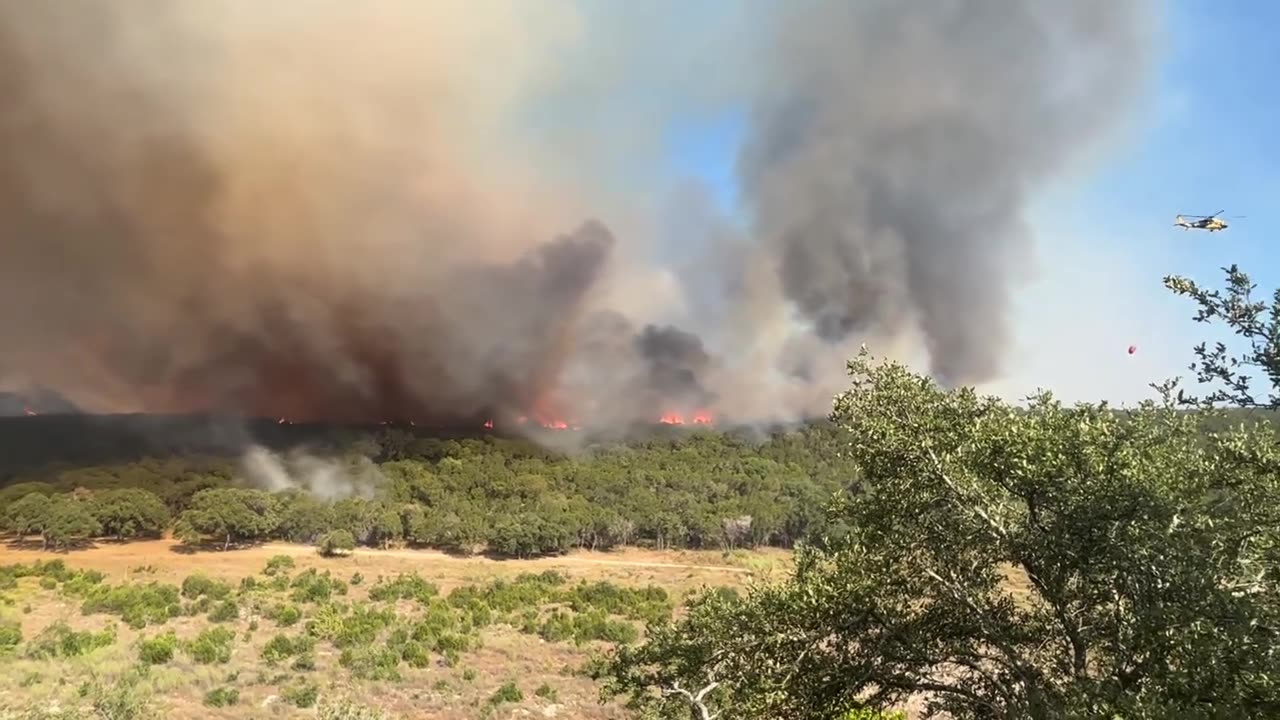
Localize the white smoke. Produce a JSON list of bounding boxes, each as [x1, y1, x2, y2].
[[240, 444, 381, 500]]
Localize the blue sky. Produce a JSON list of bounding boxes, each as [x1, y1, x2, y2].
[[658, 0, 1279, 405]]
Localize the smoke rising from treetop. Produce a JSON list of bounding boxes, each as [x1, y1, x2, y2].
[[0, 1, 1152, 427]]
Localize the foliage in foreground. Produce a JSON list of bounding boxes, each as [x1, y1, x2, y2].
[[603, 344, 1280, 718]]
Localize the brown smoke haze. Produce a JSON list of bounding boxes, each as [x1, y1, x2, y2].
[[0, 1, 1154, 430]]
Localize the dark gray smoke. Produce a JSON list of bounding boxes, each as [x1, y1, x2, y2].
[[736, 0, 1152, 387], [634, 325, 716, 411]]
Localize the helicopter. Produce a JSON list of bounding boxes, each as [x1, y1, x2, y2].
[[1174, 210, 1242, 232]]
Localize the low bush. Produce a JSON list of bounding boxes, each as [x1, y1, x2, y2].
[[538, 609, 639, 646], [317, 697, 391, 720], [25, 621, 116, 659], [203, 686, 239, 708], [208, 599, 239, 623], [261, 632, 316, 665], [318, 529, 356, 557], [489, 680, 523, 705], [367, 573, 438, 604], [564, 581, 672, 623], [78, 581, 181, 628], [181, 574, 233, 601], [333, 605, 398, 649], [283, 680, 320, 708], [263, 554, 296, 576], [266, 603, 302, 627], [138, 630, 178, 664], [185, 626, 235, 664], [0, 621, 22, 653], [338, 645, 402, 681], [290, 568, 348, 604]]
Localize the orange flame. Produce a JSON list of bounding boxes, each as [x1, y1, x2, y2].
[[660, 410, 714, 426], [483, 419, 494, 429], [23, 407, 38, 417]]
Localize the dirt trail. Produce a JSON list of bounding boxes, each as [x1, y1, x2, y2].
[[258, 542, 753, 573]]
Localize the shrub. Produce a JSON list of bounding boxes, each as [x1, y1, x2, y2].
[[333, 605, 397, 648], [316, 697, 391, 720], [261, 632, 316, 665], [338, 645, 402, 681], [78, 581, 182, 629], [290, 568, 348, 603], [534, 683, 558, 702], [489, 680, 523, 705], [399, 640, 431, 668], [318, 529, 356, 557], [304, 602, 346, 641], [208, 599, 239, 623], [181, 574, 233, 601], [185, 626, 235, 664], [138, 630, 178, 664], [0, 621, 21, 653], [266, 603, 302, 627], [282, 680, 320, 708], [463, 599, 493, 628], [350, 572, 364, 586], [367, 573, 438, 604], [536, 610, 635, 646], [24, 621, 116, 659], [203, 686, 239, 708], [565, 581, 671, 623], [184, 595, 213, 616], [263, 554, 296, 576], [83, 671, 153, 720]]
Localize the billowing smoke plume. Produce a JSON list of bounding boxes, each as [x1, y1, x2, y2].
[[0, 1, 1153, 429], [241, 445, 382, 501], [730, 0, 1154, 388]]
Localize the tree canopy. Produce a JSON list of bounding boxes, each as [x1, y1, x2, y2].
[[600, 265, 1280, 719]]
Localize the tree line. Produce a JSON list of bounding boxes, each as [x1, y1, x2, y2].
[[0, 425, 855, 556]]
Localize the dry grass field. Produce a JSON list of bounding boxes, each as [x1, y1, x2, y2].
[[0, 540, 791, 719]]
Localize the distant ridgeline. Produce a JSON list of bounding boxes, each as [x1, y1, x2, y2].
[[0, 388, 81, 417]]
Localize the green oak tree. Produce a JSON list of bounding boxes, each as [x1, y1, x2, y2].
[[93, 488, 170, 541], [41, 494, 102, 550], [175, 487, 279, 550]]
